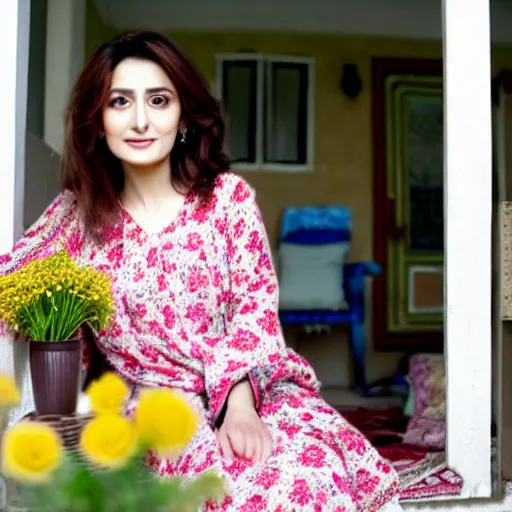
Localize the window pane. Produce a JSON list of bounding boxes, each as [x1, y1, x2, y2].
[[27, 0, 47, 137], [407, 95, 444, 252], [265, 62, 309, 165], [221, 61, 257, 163]]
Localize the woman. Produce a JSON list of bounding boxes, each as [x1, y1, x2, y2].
[[1, 32, 403, 511]]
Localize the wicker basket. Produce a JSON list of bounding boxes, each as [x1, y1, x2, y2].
[[24, 413, 93, 452]]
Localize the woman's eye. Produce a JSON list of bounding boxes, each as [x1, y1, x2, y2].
[[109, 96, 129, 107], [150, 95, 169, 107]]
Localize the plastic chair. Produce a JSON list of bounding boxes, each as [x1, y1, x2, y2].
[[277, 206, 381, 394]]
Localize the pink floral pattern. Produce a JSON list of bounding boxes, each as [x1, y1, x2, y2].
[[408, 354, 445, 420], [403, 354, 446, 450], [1, 173, 400, 511]]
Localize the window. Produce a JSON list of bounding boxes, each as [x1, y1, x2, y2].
[[216, 54, 315, 172], [27, 0, 47, 138]]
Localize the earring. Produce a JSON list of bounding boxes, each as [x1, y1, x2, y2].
[[180, 131, 187, 144]]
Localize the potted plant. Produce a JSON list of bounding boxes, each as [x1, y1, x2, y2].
[[0, 251, 114, 415], [0, 372, 226, 511]]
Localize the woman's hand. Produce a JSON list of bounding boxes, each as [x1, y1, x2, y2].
[[216, 405, 272, 462], [215, 379, 272, 461]]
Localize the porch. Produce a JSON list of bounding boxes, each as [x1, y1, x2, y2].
[[0, 0, 504, 509]]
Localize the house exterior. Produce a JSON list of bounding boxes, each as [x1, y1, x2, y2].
[[0, 0, 507, 509]]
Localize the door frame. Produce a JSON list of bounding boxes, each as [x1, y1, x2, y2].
[[372, 57, 444, 352]]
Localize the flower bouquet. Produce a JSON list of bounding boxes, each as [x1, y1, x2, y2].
[[0, 372, 225, 511], [0, 250, 115, 415]]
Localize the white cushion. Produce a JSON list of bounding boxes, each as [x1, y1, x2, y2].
[[278, 242, 349, 310]]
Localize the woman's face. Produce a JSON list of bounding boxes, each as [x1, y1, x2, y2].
[[102, 58, 182, 168]]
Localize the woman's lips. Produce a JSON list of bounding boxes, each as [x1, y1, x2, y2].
[[125, 138, 156, 149]]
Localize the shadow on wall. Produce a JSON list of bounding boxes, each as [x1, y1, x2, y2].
[[24, 131, 61, 231]]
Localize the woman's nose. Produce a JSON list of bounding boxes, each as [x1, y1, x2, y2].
[[134, 102, 149, 133]]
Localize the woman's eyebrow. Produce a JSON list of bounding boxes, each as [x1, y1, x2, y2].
[[109, 87, 175, 96], [146, 87, 175, 95], [109, 87, 133, 96]]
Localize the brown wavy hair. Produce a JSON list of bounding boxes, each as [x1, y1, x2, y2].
[[62, 31, 230, 241]]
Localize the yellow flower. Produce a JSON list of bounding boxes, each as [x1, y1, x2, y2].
[[0, 374, 20, 407], [0, 250, 115, 340], [86, 372, 130, 416], [80, 415, 138, 468], [2, 422, 63, 483], [134, 388, 198, 456]]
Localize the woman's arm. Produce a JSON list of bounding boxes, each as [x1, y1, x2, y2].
[[226, 379, 255, 411], [203, 175, 289, 425], [203, 175, 320, 460], [0, 191, 79, 276]]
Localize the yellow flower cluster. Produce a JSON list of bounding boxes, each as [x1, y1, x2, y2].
[[80, 372, 198, 467], [0, 250, 114, 340], [0, 375, 62, 483], [87, 372, 129, 416], [1, 372, 199, 483], [80, 415, 138, 468], [2, 422, 63, 483], [0, 374, 20, 408], [0, 374, 20, 435], [135, 388, 198, 456]]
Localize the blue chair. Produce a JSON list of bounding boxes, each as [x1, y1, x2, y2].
[[277, 206, 381, 395]]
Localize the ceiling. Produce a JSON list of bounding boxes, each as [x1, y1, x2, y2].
[[92, 0, 512, 43]]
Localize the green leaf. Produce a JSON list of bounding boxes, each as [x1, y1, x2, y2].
[[9, 455, 226, 511]]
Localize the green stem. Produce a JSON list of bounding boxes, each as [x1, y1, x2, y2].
[[15, 288, 107, 342], [57, 291, 73, 340]]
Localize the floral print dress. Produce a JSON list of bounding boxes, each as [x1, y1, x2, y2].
[[0, 173, 401, 511]]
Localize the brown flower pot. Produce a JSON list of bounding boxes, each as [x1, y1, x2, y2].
[[29, 338, 82, 415]]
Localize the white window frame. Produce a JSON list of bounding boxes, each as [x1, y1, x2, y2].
[[215, 53, 315, 173]]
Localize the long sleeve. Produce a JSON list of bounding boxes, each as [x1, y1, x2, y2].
[[204, 176, 319, 423], [0, 191, 81, 277]]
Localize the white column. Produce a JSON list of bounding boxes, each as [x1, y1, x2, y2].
[[443, 0, 492, 499], [44, 0, 85, 153], [0, 0, 31, 378]]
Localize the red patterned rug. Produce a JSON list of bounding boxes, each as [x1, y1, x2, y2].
[[337, 407, 463, 501]]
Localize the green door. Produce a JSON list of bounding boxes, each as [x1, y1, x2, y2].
[[373, 59, 444, 351]]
